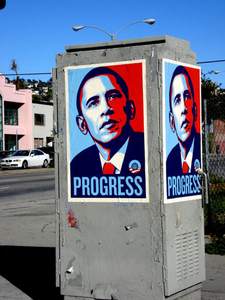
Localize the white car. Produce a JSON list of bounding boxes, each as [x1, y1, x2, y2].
[[0, 149, 50, 169]]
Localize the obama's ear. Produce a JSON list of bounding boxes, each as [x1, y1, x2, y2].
[[169, 112, 176, 133], [76, 115, 88, 135], [126, 100, 136, 120]]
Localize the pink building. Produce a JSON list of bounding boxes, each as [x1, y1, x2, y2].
[[212, 119, 225, 154], [0, 75, 33, 150]]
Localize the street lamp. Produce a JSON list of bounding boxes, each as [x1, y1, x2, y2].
[[72, 18, 156, 40], [72, 24, 115, 40]]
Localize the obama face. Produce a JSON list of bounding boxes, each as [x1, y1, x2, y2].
[[76, 71, 135, 146], [169, 71, 196, 144]]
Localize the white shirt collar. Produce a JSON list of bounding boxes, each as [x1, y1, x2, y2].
[[99, 138, 129, 174], [180, 137, 195, 172]]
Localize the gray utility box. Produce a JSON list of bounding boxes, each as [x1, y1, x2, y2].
[[54, 36, 205, 300]]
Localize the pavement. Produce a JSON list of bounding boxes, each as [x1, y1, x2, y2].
[[202, 254, 225, 300], [0, 195, 57, 299], [0, 193, 224, 299], [0, 256, 224, 300], [0, 251, 224, 300], [0, 276, 32, 300]]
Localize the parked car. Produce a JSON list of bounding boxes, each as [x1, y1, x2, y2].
[[0, 149, 50, 169], [0, 150, 15, 160], [38, 146, 54, 167]]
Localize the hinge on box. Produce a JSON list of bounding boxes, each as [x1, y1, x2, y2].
[[58, 258, 61, 275]]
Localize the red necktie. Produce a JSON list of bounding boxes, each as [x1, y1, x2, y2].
[[182, 161, 189, 174], [103, 162, 115, 174]]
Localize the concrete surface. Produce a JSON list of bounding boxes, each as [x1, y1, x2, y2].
[[0, 276, 32, 300], [0, 198, 55, 248], [0, 251, 224, 299], [0, 195, 224, 299], [0, 196, 56, 299], [202, 254, 225, 300]]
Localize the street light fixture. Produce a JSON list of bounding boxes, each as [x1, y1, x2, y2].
[[72, 24, 115, 40], [72, 18, 156, 40]]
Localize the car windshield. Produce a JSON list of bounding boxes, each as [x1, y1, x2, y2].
[[12, 150, 30, 156], [8, 151, 15, 156]]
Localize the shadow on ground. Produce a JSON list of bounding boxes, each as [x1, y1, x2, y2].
[[0, 246, 64, 300]]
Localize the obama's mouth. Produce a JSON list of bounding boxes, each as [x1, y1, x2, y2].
[[100, 120, 117, 130]]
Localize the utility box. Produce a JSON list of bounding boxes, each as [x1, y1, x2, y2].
[[54, 36, 205, 300]]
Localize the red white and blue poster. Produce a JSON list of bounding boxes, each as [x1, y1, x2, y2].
[[163, 59, 202, 203], [65, 60, 148, 202]]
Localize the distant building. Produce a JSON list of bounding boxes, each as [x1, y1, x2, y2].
[[32, 100, 53, 148], [0, 75, 33, 151]]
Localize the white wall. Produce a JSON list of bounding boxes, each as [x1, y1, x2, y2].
[[32, 102, 53, 146]]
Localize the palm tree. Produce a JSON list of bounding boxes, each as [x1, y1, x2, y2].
[[10, 59, 19, 89]]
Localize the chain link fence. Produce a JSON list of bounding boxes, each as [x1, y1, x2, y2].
[[203, 104, 225, 237]]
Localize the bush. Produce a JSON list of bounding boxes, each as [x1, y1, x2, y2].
[[204, 175, 225, 237], [205, 236, 225, 255]]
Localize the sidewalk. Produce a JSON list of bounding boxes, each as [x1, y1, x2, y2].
[[0, 276, 32, 300], [0, 189, 223, 300], [0, 197, 56, 299], [202, 254, 225, 300], [0, 253, 224, 299]]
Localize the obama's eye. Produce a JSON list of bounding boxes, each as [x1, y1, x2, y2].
[[86, 96, 100, 108], [108, 92, 121, 100], [106, 90, 122, 101], [173, 94, 181, 105]]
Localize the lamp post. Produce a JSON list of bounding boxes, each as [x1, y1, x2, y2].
[[72, 18, 156, 40], [72, 24, 115, 40]]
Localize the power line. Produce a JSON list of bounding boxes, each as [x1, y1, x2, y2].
[[1, 60, 225, 76], [0, 72, 51, 76], [197, 59, 225, 64]]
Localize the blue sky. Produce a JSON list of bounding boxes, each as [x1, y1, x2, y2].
[[0, 0, 225, 87]]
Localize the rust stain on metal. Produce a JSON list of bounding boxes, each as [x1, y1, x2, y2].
[[67, 208, 79, 228]]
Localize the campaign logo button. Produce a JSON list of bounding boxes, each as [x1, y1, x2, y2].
[[194, 159, 200, 170], [129, 160, 141, 174]]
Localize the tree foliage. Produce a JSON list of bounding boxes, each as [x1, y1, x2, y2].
[[201, 76, 225, 123], [7, 77, 53, 102]]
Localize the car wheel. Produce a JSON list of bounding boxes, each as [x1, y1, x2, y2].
[[43, 159, 48, 168], [22, 160, 28, 169]]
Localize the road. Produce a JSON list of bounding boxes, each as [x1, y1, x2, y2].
[[0, 168, 56, 247], [0, 168, 55, 202]]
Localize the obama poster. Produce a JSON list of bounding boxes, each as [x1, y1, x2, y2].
[[163, 59, 202, 203], [65, 60, 149, 203]]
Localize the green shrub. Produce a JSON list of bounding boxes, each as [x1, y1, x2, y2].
[[205, 236, 225, 255]]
